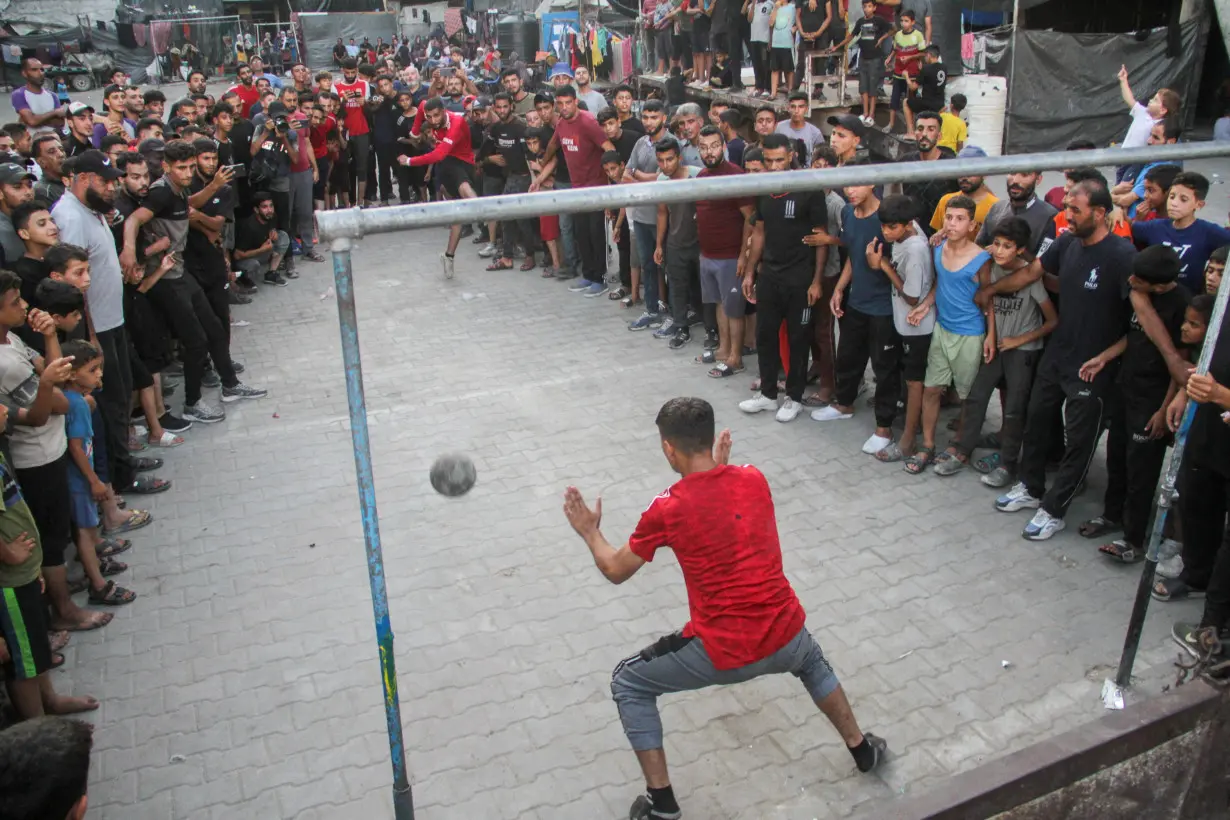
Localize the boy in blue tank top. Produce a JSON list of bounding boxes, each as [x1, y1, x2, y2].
[[905, 194, 995, 475]]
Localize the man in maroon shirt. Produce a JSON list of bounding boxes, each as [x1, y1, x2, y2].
[[530, 84, 616, 297], [696, 125, 754, 378], [563, 397, 887, 820]]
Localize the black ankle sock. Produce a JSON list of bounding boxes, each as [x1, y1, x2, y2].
[[849, 737, 876, 772], [445, 252, 455, 258], [648, 785, 679, 814]]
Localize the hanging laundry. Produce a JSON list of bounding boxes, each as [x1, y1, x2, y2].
[[150, 21, 172, 54], [961, 32, 975, 61]]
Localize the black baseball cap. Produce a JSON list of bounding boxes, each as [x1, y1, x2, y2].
[[137, 138, 166, 156], [827, 113, 866, 138], [0, 163, 35, 185], [66, 150, 123, 180]]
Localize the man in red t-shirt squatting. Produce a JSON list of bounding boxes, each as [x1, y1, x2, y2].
[[563, 397, 887, 820]]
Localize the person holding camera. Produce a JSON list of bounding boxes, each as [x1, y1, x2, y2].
[[249, 100, 301, 280]]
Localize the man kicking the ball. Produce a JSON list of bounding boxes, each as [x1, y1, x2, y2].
[[563, 397, 888, 820]]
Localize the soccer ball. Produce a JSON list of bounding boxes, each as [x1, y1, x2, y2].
[[430, 454, 477, 497]]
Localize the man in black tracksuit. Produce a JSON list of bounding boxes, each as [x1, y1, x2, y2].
[[983, 180, 1134, 541]]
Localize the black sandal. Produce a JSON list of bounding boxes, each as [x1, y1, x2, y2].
[[87, 580, 136, 606], [97, 556, 128, 577], [1152, 576, 1205, 602], [1079, 515, 1121, 539]]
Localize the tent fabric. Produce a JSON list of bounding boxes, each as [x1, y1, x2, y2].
[[986, 19, 1204, 154], [297, 12, 398, 69]]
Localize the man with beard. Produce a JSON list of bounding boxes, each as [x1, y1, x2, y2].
[[120, 141, 266, 424], [11, 57, 66, 138], [986, 180, 1135, 541], [900, 111, 957, 235], [929, 150, 998, 242], [397, 97, 479, 279], [695, 125, 753, 377], [187, 69, 208, 97], [502, 68, 536, 117], [623, 101, 677, 329], [333, 59, 372, 208], [531, 85, 617, 297], [227, 63, 262, 119], [478, 92, 537, 272], [573, 67, 607, 116], [440, 74, 469, 113], [976, 169, 1058, 258], [673, 103, 706, 167], [52, 150, 173, 498], [31, 136, 66, 206]]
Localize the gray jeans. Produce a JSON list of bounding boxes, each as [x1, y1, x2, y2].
[[555, 180, 579, 275], [290, 168, 315, 251], [611, 627, 839, 751], [955, 346, 1041, 469], [235, 230, 290, 277]]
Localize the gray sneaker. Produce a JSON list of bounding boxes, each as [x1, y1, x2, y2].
[[201, 369, 221, 388], [183, 401, 226, 424], [981, 466, 1014, 489], [652, 317, 677, 339], [221, 382, 269, 403]]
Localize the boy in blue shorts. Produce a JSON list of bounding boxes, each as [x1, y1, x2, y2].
[[61, 340, 136, 607]]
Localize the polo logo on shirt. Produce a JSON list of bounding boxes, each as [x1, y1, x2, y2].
[[783, 200, 796, 219], [1084, 267, 1100, 290]]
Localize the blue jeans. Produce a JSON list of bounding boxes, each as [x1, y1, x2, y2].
[[632, 221, 661, 313], [555, 180, 579, 275]]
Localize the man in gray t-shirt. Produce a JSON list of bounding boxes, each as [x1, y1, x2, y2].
[[654, 142, 701, 347]]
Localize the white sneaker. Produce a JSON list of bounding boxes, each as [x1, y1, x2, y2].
[[776, 398, 801, 423], [477, 243, 498, 258], [440, 253, 455, 279], [739, 392, 779, 414], [1023, 509, 1066, 541], [811, 405, 853, 422], [862, 434, 892, 454], [995, 481, 1042, 512]]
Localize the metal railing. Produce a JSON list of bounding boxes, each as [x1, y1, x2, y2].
[[318, 140, 1230, 819]]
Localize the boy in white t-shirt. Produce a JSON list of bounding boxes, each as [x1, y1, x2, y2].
[[864, 194, 934, 464], [1115, 64, 1180, 184]]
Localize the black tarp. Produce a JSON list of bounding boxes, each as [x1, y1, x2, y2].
[[298, 12, 399, 70], [986, 17, 1206, 154]]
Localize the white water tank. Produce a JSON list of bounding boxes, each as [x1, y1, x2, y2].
[[947, 73, 1007, 156]]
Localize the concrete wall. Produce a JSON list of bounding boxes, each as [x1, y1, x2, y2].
[[0, 0, 115, 27]]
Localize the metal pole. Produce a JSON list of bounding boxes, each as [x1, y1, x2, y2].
[[1115, 273, 1230, 688], [330, 237, 415, 820], [1006, 0, 1020, 151], [317, 141, 1230, 241]]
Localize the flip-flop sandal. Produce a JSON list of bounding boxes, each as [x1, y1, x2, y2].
[[875, 441, 905, 463], [124, 476, 171, 496], [131, 457, 164, 473], [1152, 576, 1205, 602], [801, 393, 831, 408], [708, 363, 739, 378], [97, 556, 128, 576], [148, 430, 184, 448], [61, 611, 113, 631], [1078, 516, 1121, 539], [1099, 540, 1143, 564], [903, 447, 936, 475], [932, 452, 967, 477], [87, 581, 136, 606], [49, 630, 70, 652], [608, 286, 627, 300], [102, 509, 152, 537], [973, 452, 1002, 475], [485, 260, 514, 271], [96, 538, 132, 558], [694, 350, 716, 365]]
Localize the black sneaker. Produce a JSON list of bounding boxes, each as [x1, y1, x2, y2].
[[201, 369, 221, 389], [629, 795, 681, 820], [159, 412, 192, 433], [857, 733, 888, 773], [668, 328, 691, 350], [703, 329, 719, 350], [264, 272, 289, 287], [231, 360, 245, 374]]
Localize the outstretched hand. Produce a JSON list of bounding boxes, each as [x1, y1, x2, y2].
[[563, 486, 602, 539]]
